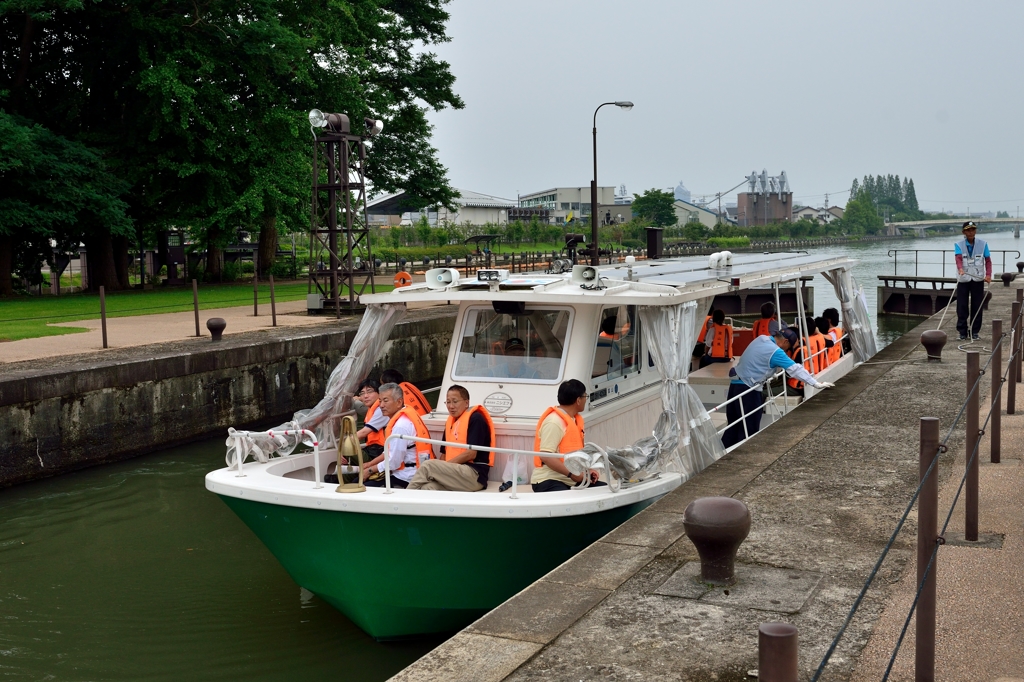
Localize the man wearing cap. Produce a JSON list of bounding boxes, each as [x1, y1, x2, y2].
[[722, 327, 834, 449], [954, 221, 992, 341], [490, 338, 541, 379]]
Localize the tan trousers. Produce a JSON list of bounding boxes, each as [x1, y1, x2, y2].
[[406, 459, 484, 492]]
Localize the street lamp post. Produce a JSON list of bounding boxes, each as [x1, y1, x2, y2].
[[591, 101, 633, 266]]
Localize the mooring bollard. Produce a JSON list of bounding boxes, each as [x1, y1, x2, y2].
[[207, 317, 226, 342], [99, 285, 108, 349], [192, 279, 200, 337], [920, 329, 947, 362], [917, 417, 940, 682], [992, 319, 1002, 463], [758, 622, 798, 682], [269, 274, 277, 327], [682, 497, 751, 586], [965, 351, 980, 542]]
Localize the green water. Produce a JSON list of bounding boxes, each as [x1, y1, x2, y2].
[[0, 438, 441, 681]]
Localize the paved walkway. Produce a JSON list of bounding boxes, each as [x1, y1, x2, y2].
[[1, 299, 447, 365], [392, 284, 1024, 682]]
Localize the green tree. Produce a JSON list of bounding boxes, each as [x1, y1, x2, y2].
[[631, 189, 677, 227], [527, 216, 544, 245], [842, 190, 885, 235], [1, 0, 463, 286], [682, 221, 709, 242], [505, 220, 525, 247], [415, 215, 433, 246]]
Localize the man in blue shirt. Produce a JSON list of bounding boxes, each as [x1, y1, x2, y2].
[[721, 328, 833, 449], [953, 221, 992, 341]]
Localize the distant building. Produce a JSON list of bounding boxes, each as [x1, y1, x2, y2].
[[518, 186, 616, 225], [792, 205, 844, 224], [614, 184, 632, 205], [674, 181, 691, 203], [366, 188, 516, 226], [735, 170, 793, 226], [673, 199, 736, 230]]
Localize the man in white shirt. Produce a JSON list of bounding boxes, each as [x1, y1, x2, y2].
[[360, 383, 432, 488]]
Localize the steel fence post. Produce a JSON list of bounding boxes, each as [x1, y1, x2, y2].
[[1017, 290, 1023, 384], [99, 285, 108, 349], [966, 351, 980, 542], [916, 416, 940, 682], [269, 274, 278, 328], [192, 279, 200, 337], [758, 622, 798, 682], [1010, 302, 1019, 414], [991, 319, 1001, 463]]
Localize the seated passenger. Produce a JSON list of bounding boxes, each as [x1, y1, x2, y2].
[[489, 338, 541, 379], [751, 302, 780, 337], [380, 369, 432, 416], [530, 379, 604, 492], [822, 307, 846, 361], [408, 385, 495, 491], [804, 315, 828, 371], [360, 383, 433, 489], [700, 309, 734, 368], [815, 316, 838, 366], [355, 379, 387, 458]]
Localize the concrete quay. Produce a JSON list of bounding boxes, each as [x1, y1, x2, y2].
[[392, 283, 1024, 682]]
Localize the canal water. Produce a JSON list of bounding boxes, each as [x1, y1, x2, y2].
[[1, 228, 1018, 681]]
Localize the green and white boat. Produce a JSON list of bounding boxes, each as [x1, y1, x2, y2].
[[206, 251, 873, 639]]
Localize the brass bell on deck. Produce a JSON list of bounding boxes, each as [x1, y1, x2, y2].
[[335, 415, 365, 493]]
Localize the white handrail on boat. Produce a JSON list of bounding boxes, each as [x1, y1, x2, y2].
[[382, 433, 617, 499]]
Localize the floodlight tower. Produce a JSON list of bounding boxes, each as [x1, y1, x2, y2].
[[306, 109, 383, 316]]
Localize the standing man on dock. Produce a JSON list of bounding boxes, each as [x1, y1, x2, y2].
[[955, 221, 992, 341]]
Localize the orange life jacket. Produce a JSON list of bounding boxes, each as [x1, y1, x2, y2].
[[808, 332, 827, 371], [752, 318, 774, 337], [697, 315, 712, 343], [444, 405, 496, 466], [383, 406, 433, 470], [364, 400, 385, 446], [828, 326, 844, 364], [533, 406, 585, 467], [787, 345, 812, 390], [400, 382, 431, 416], [708, 322, 734, 359]]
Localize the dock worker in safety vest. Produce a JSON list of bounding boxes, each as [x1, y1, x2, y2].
[[379, 369, 432, 416], [700, 309, 734, 368], [954, 221, 992, 341], [722, 328, 834, 449], [408, 385, 495, 492], [751, 302, 779, 338], [361, 383, 433, 488], [531, 379, 605, 492]]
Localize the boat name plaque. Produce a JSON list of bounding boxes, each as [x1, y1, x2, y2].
[[483, 392, 513, 414]]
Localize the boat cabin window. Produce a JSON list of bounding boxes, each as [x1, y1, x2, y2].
[[592, 305, 640, 380], [453, 305, 571, 383]]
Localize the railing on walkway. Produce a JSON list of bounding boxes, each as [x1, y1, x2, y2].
[[888, 248, 1020, 278], [757, 289, 1024, 680]]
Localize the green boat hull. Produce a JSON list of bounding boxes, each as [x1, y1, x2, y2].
[[219, 495, 657, 639]]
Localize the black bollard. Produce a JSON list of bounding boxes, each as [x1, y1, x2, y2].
[[207, 317, 227, 342]]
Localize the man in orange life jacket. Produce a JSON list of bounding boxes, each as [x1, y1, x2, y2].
[[804, 315, 829, 372], [751, 302, 779, 338], [354, 379, 388, 458], [530, 379, 605, 492], [408, 385, 495, 492], [360, 383, 433, 488], [823, 307, 847, 358], [700, 309, 733, 369], [379, 369, 432, 416]]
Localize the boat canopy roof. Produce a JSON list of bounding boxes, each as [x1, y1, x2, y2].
[[361, 252, 857, 307]]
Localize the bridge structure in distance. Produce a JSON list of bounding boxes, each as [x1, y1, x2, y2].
[[886, 216, 1022, 237]]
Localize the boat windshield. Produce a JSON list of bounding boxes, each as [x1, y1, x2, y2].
[[453, 305, 571, 382]]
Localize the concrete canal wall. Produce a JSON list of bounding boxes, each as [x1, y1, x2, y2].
[[392, 286, 1022, 681], [0, 307, 456, 488]]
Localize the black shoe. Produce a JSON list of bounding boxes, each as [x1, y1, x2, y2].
[[959, 334, 968, 341], [972, 334, 981, 341]]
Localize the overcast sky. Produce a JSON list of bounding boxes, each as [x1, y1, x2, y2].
[[424, 0, 1024, 213]]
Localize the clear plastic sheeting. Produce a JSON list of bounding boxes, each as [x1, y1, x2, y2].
[[224, 302, 408, 464], [583, 411, 681, 482], [823, 268, 877, 363], [638, 300, 727, 480]]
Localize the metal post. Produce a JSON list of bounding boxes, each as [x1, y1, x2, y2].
[[269, 274, 278, 327], [253, 269, 259, 317], [991, 319, 1002, 463], [99, 285, 108, 349], [1017, 290, 1023, 384], [1010, 301, 1019, 414], [965, 351, 980, 542], [758, 622, 797, 682], [916, 416, 940, 682], [192, 279, 200, 337]]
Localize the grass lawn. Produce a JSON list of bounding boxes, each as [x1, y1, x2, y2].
[[0, 280, 393, 342]]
